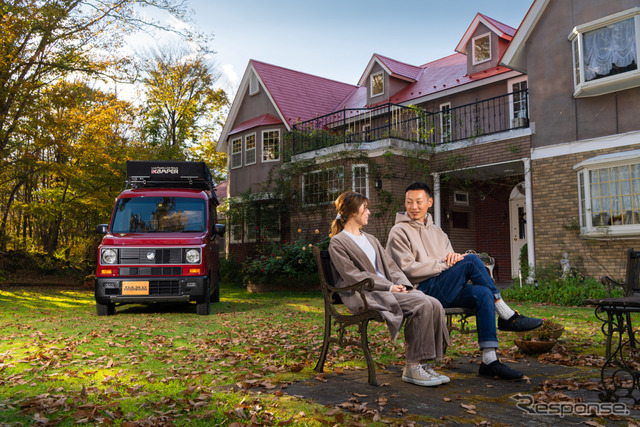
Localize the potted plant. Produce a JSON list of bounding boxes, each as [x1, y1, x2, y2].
[[514, 320, 564, 355]]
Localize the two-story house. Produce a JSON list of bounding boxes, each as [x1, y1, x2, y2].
[[218, 12, 537, 282], [501, 0, 640, 278], [219, 1, 640, 282]]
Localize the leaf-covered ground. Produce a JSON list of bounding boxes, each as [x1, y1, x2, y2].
[[0, 284, 637, 426]]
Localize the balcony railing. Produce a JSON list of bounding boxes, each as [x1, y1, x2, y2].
[[287, 90, 528, 159]]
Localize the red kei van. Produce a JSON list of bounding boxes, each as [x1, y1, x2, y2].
[[94, 161, 225, 316]]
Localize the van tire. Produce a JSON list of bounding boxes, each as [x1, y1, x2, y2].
[[97, 302, 115, 316], [196, 284, 211, 315], [212, 274, 220, 303]]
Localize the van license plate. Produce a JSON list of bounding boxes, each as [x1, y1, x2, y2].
[[122, 281, 149, 295]]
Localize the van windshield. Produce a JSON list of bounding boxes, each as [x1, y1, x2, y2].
[[111, 197, 206, 233]]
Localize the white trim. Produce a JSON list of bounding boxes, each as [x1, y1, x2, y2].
[[500, 0, 552, 72], [574, 152, 640, 238], [261, 129, 281, 163], [217, 62, 291, 153], [290, 128, 532, 163], [370, 71, 384, 98], [569, 7, 640, 38], [230, 137, 242, 169], [439, 102, 452, 143], [569, 11, 640, 98], [249, 72, 260, 95], [574, 149, 640, 171], [532, 130, 640, 160], [507, 76, 528, 123], [351, 164, 369, 197], [456, 13, 514, 54], [301, 166, 345, 206], [472, 33, 492, 65], [244, 133, 257, 166], [453, 191, 469, 206], [357, 55, 393, 86]]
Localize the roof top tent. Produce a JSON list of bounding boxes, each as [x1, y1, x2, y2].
[[126, 161, 219, 205]]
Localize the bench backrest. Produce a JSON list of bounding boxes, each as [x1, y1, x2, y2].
[[625, 248, 640, 296], [312, 246, 342, 304]]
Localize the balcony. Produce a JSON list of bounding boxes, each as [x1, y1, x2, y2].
[[287, 90, 528, 160]]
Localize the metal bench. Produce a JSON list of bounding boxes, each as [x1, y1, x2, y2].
[[312, 246, 475, 386], [585, 248, 640, 403]]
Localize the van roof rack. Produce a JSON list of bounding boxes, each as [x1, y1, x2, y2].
[[125, 161, 218, 204]]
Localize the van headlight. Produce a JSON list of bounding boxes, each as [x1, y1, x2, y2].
[[185, 249, 200, 264], [101, 248, 118, 264]]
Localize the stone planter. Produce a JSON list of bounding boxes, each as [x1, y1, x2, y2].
[[514, 339, 557, 355], [515, 322, 565, 341]]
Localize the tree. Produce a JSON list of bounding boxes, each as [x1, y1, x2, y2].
[[2, 80, 136, 254], [0, 0, 201, 250], [139, 45, 229, 159]]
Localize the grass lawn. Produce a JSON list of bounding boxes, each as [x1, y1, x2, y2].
[[0, 282, 617, 425]]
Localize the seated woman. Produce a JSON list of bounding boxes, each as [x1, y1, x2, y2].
[[328, 191, 449, 386]]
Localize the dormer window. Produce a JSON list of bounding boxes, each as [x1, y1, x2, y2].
[[249, 72, 260, 95], [370, 72, 384, 97], [472, 33, 491, 65], [570, 8, 640, 97]]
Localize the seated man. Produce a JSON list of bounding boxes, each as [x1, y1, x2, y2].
[[386, 182, 543, 380]]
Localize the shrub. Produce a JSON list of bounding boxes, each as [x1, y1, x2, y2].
[[502, 275, 623, 306], [219, 256, 244, 285], [242, 233, 330, 287]]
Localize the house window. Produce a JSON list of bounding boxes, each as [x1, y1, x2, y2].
[[574, 150, 640, 238], [262, 130, 280, 162], [249, 72, 259, 95], [472, 33, 491, 65], [352, 164, 369, 197], [508, 77, 529, 128], [245, 133, 256, 165], [570, 9, 640, 97], [231, 138, 242, 169], [440, 103, 451, 143], [370, 72, 384, 97], [302, 167, 344, 206], [454, 191, 469, 206], [228, 201, 280, 243], [362, 124, 371, 142]]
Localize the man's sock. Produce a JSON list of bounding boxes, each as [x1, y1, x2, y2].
[[482, 348, 498, 365], [495, 299, 515, 320]]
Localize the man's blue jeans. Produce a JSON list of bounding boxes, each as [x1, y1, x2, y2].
[[417, 254, 500, 349]]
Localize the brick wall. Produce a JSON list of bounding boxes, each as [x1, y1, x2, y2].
[[532, 145, 640, 280]]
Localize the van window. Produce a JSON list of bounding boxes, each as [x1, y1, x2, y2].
[[112, 197, 206, 233]]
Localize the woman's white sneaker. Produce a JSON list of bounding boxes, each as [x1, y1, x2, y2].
[[402, 364, 442, 387], [422, 364, 450, 384]]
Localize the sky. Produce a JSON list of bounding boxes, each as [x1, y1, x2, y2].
[[182, 0, 534, 96]]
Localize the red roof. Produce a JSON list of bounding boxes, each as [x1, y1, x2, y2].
[[214, 180, 227, 201], [389, 53, 511, 104], [478, 13, 517, 38], [229, 113, 283, 136], [374, 54, 422, 82], [251, 60, 358, 126]]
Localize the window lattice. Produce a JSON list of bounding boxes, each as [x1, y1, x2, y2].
[[303, 167, 344, 206]]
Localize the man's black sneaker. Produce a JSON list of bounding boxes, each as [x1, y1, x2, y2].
[[479, 360, 524, 380], [498, 311, 543, 332]]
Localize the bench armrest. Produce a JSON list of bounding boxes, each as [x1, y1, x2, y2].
[[601, 275, 624, 297], [326, 278, 375, 310]]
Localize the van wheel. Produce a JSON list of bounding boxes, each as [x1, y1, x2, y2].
[[196, 285, 211, 315], [212, 275, 220, 303], [97, 302, 115, 316]]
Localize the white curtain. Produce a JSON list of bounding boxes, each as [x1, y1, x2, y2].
[[583, 18, 637, 81]]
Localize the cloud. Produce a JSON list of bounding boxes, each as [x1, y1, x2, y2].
[[216, 64, 239, 94]]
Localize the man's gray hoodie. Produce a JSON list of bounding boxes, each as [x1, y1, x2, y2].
[[386, 212, 454, 284]]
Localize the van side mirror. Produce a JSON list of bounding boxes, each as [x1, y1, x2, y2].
[[214, 224, 225, 237], [95, 224, 108, 234]]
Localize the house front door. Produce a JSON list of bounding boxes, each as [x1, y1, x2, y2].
[[509, 183, 527, 278]]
